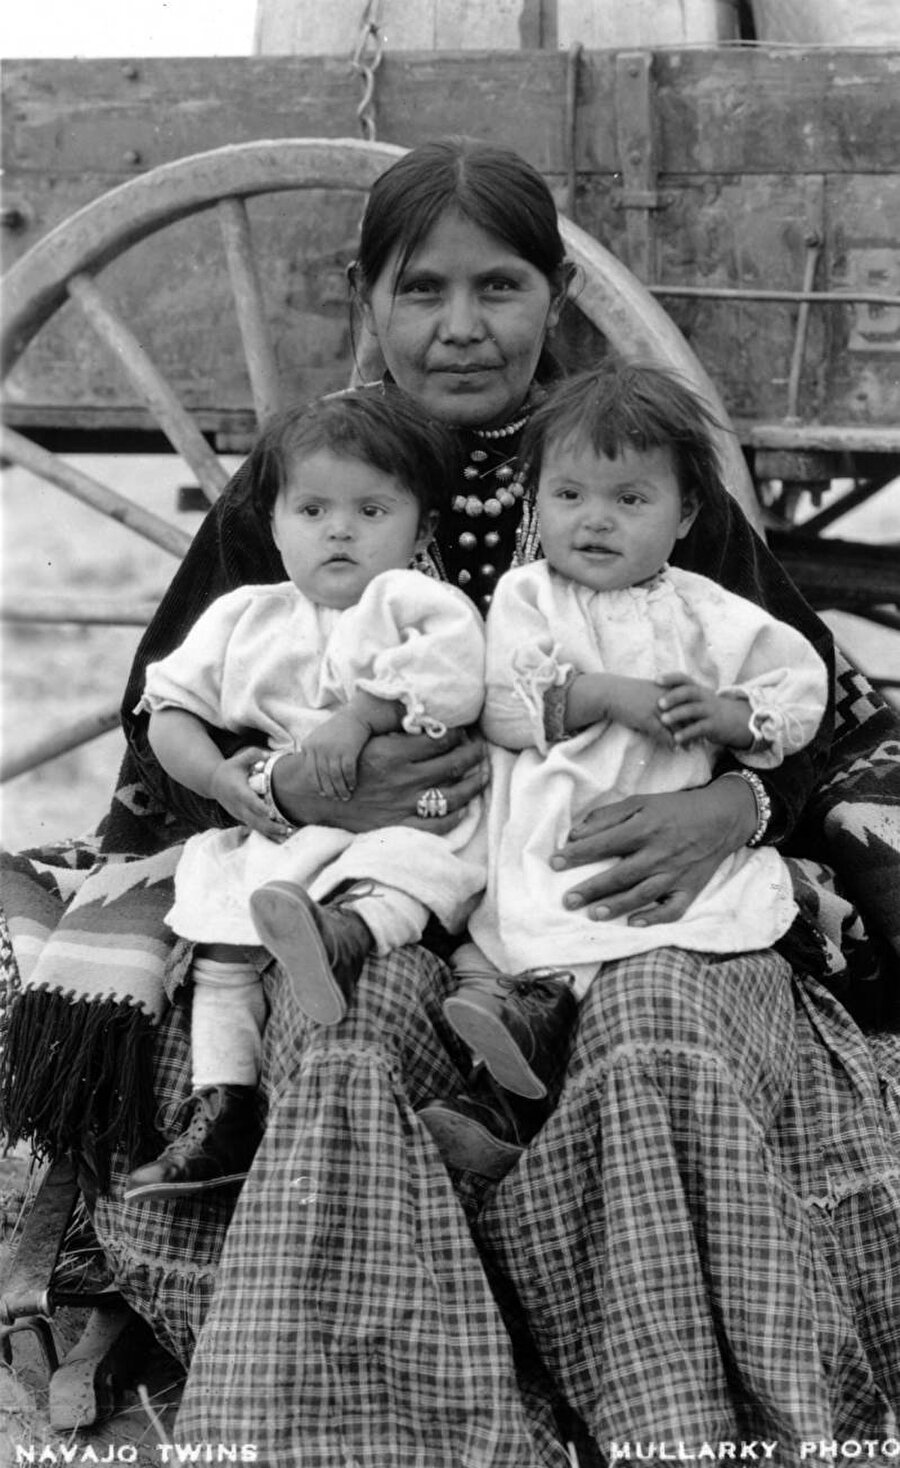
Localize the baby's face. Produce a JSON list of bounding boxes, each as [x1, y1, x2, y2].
[[271, 449, 430, 609], [536, 437, 698, 594]]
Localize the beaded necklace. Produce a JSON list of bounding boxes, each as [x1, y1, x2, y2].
[[406, 385, 547, 612], [438, 410, 536, 611]]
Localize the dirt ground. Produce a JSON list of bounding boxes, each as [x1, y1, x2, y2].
[[0, 1152, 184, 1465]]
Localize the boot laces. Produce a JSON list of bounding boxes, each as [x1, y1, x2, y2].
[[510, 971, 576, 1021], [455, 966, 575, 1003], [160, 1089, 220, 1162], [327, 879, 376, 913]]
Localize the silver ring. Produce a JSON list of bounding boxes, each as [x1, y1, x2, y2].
[[416, 787, 449, 819]]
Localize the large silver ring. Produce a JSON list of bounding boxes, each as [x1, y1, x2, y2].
[[416, 787, 449, 819]]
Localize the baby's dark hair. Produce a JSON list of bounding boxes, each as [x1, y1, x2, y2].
[[523, 359, 729, 529], [238, 388, 457, 530]]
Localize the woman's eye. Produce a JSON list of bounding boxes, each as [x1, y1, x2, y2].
[[483, 277, 517, 294], [399, 277, 440, 296]]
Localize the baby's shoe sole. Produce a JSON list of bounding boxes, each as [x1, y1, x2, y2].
[[249, 882, 346, 1025], [418, 1101, 523, 1181], [443, 994, 547, 1099]]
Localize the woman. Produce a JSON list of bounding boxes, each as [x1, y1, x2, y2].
[[3, 138, 899, 1463]]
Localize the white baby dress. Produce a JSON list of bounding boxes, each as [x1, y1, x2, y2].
[[468, 561, 829, 986], [140, 569, 487, 947]]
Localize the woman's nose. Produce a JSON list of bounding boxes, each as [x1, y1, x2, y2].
[[437, 289, 486, 343]]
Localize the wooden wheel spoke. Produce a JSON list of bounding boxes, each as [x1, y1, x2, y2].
[[66, 273, 230, 503], [218, 197, 282, 424], [1, 426, 191, 558], [2, 594, 159, 626], [0, 704, 122, 784]]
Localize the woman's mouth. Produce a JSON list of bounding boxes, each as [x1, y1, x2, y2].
[[431, 363, 498, 376]]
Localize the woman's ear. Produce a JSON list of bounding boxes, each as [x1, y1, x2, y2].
[[548, 258, 577, 330], [415, 510, 440, 554], [348, 260, 374, 330], [675, 494, 701, 539]]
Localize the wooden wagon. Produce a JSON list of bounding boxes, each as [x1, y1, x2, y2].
[[1, 12, 899, 1445]]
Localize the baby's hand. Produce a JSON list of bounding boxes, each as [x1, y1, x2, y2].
[[302, 710, 371, 801], [210, 747, 291, 837], [656, 673, 752, 749], [603, 676, 676, 745]]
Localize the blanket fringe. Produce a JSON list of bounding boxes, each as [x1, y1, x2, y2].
[[0, 987, 160, 1194]]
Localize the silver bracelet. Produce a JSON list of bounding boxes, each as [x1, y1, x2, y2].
[[247, 749, 295, 829], [721, 768, 772, 848]]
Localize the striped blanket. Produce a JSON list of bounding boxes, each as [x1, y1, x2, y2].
[[0, 843, 183, 1181]]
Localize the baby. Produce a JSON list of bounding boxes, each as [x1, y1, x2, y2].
[[126, 390, 486, 1200], [420, 361, 829, 1177]]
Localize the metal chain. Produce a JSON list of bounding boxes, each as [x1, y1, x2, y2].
[[351, 0, 386, 141]]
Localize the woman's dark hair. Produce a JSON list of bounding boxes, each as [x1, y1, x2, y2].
[[237, 388, 457, 530], [522, 359, 730, 530], [352, 137, 573, 378]]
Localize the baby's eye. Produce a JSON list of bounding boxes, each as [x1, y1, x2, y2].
[[618, 492, 645, 507], [298, 503, 323, 517], [361, 504, 387, 518]]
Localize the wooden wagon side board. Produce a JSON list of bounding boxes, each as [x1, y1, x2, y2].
[[2, 48, 899, 447]]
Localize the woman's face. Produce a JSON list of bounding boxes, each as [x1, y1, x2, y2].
[[360, 210, 563, 429]]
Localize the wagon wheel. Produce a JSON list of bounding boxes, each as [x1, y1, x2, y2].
[[0, 136, 760, 783]]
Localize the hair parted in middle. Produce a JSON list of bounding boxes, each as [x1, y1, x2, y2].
[[522, 357, 731, 532], [350, 136, 575, 382], [235, 387, 458, 533]]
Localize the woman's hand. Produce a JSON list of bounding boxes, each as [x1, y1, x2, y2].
[[272, 727, 488, 835], [550, 775, 759, 925]]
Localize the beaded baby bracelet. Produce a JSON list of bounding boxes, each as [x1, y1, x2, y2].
[[247, 749, 295, 829]]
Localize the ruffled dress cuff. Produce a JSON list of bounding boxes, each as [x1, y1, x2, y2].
[[511, 645, 573, 755], [355, 677, 448, 740]]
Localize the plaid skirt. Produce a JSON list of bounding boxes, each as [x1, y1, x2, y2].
[[85, 940, 900, 1467]]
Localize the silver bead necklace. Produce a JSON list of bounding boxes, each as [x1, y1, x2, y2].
[[452, 449, 527, 520], [471, 413, 529, 441], [446, 403, 535, 609]]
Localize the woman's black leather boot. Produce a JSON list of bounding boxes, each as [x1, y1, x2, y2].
[[123, 1084, 260, 1202]]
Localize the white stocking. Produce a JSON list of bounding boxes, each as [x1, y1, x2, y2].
[[190, 957, 267, 1088]]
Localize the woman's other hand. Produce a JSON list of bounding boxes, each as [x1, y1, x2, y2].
[[272, 727, 488, 835], [550, 776, 759, 925]]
